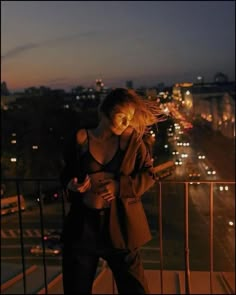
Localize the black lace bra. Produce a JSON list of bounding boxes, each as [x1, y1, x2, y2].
[[79, 131, 125, 175]]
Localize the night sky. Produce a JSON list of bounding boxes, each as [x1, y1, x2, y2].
[[1, 1, 235, 91]]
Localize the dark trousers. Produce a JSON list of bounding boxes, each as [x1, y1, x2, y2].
[[62, 207, 149, 294]]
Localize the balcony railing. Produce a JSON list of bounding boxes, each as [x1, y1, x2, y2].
[[1, 178, 235, 294]]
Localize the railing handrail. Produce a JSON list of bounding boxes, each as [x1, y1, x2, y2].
[[1, 178, 59, 181], [2, 177, 235, 183]]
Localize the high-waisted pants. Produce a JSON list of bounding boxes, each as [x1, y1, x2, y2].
[[62, 206, 150, 294]]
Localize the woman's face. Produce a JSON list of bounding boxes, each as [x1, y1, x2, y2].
[[110, 105, 135, 135]]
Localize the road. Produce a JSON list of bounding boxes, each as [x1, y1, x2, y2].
[[1, 202, 65, 266], [167, 122, 235, 270], [189, 122, 235, 180]]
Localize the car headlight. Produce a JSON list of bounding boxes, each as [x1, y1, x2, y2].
[[228, 221, 234, 227]]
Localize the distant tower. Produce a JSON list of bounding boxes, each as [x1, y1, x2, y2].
[[196, 76, 204, 84], [214, 72, 228, 83], [126, 80, 133, 89], [95, 79, 104, 92]]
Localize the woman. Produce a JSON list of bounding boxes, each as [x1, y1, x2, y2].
[[60, 88, 160, 294]]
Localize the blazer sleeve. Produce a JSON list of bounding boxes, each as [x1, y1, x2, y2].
[[119, 138, 156, 199]]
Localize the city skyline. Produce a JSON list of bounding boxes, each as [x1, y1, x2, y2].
[[1, 1, 235, 91]]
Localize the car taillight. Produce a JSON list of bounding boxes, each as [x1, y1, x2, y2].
[[53, 193, 59, 199]]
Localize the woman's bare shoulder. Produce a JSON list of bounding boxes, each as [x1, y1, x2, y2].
[[76, 129, 87, 145]]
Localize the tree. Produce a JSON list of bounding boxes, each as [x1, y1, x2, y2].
[[71, 86, 85, 94], [1, 81, 10, 95]]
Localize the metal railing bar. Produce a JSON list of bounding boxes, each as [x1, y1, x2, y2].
[[210, 182, 214, 294], [2, 178, 59, 181], [158, 182, 164, 294], [16, 181, 27, 294], [37, 181, 48, 295], [61, 189, 66, 219], [184, 182, 191, 294], [2, 178, 235, 184]]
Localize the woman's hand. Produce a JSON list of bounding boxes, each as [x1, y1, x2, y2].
[[67, 175, 91, 193], [96, 179, 119, 203]]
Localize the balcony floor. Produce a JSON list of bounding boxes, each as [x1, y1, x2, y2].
[[92, 268, 235, 294], [1, 262, 235, 294], [37, 268, 235, 294]]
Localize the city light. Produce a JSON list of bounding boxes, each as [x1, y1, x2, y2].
[[228, 221, 234, 227]]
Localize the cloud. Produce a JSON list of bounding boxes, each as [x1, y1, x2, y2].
[[1, 30, 99, 61], [2, 43, 40, 60]]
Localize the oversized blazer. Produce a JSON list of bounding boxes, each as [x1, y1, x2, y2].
[[60, 129, 156, 250]]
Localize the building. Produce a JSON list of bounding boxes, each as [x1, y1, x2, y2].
[[95, 79, 104, 92], [126, 80, 133, 89], [172, 81, 236, 139]]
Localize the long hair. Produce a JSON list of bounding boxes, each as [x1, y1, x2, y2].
[[99, 88, 167, 138]]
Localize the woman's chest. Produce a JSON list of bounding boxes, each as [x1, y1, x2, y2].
[[81, 137, 119, 165]]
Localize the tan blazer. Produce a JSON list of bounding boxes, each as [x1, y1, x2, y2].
[[109, 130, 155, 249]]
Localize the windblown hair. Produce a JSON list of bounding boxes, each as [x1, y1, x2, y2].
[[99, 88, 167, 138]]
